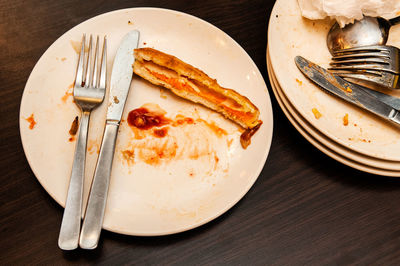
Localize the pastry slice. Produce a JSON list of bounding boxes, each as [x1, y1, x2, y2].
[[132, 47, 262, 148]]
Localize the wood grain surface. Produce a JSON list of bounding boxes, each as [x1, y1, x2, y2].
[[1, 0, 400, 264]]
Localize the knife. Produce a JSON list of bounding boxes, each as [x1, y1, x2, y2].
[[295, 56, 400, 126], [79, 30, 140, 249]]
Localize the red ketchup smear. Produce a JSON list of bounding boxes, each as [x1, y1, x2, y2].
[[127, 107, 170, 130]]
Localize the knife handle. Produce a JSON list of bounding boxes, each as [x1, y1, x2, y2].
[[79, 121, 119, 249]]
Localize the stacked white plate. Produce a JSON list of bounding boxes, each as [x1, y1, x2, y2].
[[267, 0, 400, 176]]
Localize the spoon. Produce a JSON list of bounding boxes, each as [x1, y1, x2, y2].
[[327, 16, 400, 54]]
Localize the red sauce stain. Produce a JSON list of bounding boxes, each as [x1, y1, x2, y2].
[[25, 113, 36, 129], [127, 107, 170, 130], [153, 127, 169, 138], [69, 137, 75, 142]]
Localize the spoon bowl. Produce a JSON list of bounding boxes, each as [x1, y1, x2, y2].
[[327, 16, 400, 55]]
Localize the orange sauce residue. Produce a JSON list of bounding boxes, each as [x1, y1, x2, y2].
[[122, 149, 135, 165], [70, 40, 88, 54], [25, 113, 36, 129], [197, 119, 227, 137], [312, 108, 322, 119], [123, 106, 229, 166], [88, 139, 99, 154], [153, 127, 169, 138], [61, 83, 74, 103], [296, 78, 302, 86], [343, 113, 349, 126]]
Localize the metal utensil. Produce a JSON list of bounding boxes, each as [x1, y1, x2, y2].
[[329, 45, 400, 90], [79, 30, 140, 249], [327, 16, 400, 54], [58, 34, 107, 250], [295, 56, 400, 126]]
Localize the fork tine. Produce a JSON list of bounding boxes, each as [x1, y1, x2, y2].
[[333, 45, 388, 55], [332, 52, 390, 60], [328, 65, 397, 74], [75, 34, 85, 87], [330, 58, 389, 65], [330, 69, 383, 76], [84, 35, 93, 87], [332, 72, 396, 89], [92, 36, 100, 88], [98, 36, 107, 89]]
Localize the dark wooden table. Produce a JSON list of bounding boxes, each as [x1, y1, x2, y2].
[[1, 0, 400, 264]]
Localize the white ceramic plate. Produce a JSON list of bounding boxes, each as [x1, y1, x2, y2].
[[268, 0, 400, 161], [19, 8, 273, 236], [267, 52, 400, 177], [267, 48, 400, 172]]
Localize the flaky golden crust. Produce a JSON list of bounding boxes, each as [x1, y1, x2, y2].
[[132, 47, 261, 129]]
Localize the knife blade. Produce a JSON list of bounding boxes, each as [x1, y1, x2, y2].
[[79, 30, 140, 249], [295, 56, 400, 126]]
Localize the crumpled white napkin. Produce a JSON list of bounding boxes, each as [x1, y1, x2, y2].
[[297, 0, 400, 27]]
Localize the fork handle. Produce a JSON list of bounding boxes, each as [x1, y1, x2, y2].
[[79, 121, 119, 249], [58, 111, 90, 250]]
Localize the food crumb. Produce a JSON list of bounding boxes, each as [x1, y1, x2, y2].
[[122, 150, 135, 164], [143, 42, 147, 45], [69, 116, 79, 136], [69, 137, 75, 142], [128, 20, 133, 25], [25, 113, 36, 129], [296, 78, 302, 86], [159, 89, 167, 99], [276, 15, 278, 18], [346, 87, 352, 93], [343, 113, 349, 126], [312, 108, 322, 119], [189, 170, 195, 178], [113, 96, 120, 104], [61, 57, 67, 61]]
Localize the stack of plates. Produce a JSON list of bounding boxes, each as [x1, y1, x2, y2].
[[267, 0, 400, 176]]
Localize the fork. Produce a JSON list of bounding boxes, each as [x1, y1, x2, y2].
[[328, 45, 400, 89], [58, 34, 107, 250]]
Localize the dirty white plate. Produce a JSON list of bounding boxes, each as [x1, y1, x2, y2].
[[268, 0, 400, 161], [267, 49, 400, 176], [19, 8, 273, 236]]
